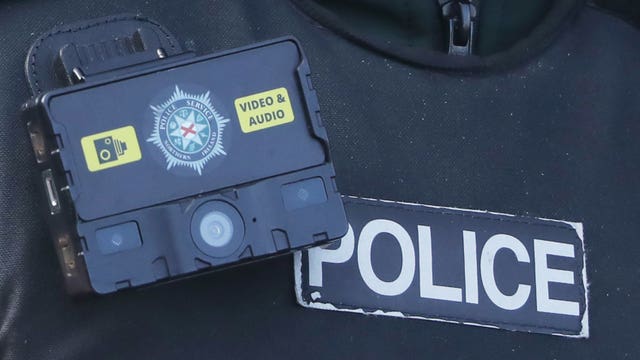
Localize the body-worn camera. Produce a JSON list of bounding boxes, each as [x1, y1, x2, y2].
[[23, 16, 348, 295]]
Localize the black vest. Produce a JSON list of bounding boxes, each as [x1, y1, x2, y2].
[[0, 1, 638, 358]]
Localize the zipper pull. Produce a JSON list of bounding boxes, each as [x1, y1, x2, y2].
[[439, 0, 478, 56]]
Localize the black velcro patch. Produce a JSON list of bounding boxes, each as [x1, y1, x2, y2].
[[295, 196, 589, 337]]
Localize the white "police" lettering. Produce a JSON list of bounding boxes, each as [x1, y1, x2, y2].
[[308, 220, 579, 316]]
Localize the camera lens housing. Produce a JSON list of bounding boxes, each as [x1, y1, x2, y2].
[[190, 201, 245, 258]]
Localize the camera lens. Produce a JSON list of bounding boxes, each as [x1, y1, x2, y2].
[[199, 211, 233, 248], [190, 201, 245, 258]]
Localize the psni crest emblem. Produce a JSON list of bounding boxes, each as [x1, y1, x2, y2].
[[147, 86, 229, 175]]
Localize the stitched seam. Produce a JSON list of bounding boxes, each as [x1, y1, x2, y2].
[[403, 0, 411, 47], [303, 296, 581, 333], [345, 196, 579, 231], [30, 14, 178, 94]]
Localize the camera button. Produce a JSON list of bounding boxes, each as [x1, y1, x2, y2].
[[281, 177, 327, 211], [96, 222, 142, 255]]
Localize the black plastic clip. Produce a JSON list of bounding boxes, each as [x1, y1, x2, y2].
[[25, 14, 191, 95], [56, 27, 171, 86], [439, 0, 478, 56]]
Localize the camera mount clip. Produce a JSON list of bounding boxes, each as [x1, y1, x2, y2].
[[25, 14, 190, 96]]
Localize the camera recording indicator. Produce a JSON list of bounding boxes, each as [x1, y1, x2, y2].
[[81, 125, 142, 172]]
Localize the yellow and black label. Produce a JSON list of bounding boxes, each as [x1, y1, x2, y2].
[[234, 87, 294, 133], [80, 125, 142, 172]]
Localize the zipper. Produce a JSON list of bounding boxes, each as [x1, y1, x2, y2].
[[438, 0, 478, 55]]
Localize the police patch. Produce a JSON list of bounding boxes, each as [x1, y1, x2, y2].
[[147, 86, 229, 174], [295, 196, 589, 338]]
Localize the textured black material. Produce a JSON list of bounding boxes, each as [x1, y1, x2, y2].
[[292, 0, 584, 70], [592, 0, 640, 27], [25, 14, 184, 95], [0, 0, 639, 359]]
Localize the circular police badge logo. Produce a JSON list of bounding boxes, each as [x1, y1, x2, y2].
[[147, 86, 229, 175]]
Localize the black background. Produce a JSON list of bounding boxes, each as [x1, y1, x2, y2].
[[0, 0, 639, 359], [299, 197, 587, 336]]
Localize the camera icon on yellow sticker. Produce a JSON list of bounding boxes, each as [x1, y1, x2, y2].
[[81, 126, 142, 172]]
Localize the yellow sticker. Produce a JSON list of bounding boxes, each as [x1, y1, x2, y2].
[[80, 125, 142, 172], [234, 87, 295, 133]]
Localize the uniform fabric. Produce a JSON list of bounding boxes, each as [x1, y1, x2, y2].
[[0, 1, 638, 359]]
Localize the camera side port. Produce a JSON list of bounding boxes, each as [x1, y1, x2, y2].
[[27, 120, 48, 163], [42, 169, 61, 215]]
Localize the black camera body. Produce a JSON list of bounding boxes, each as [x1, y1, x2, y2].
[[23, 18, 348, 295]]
